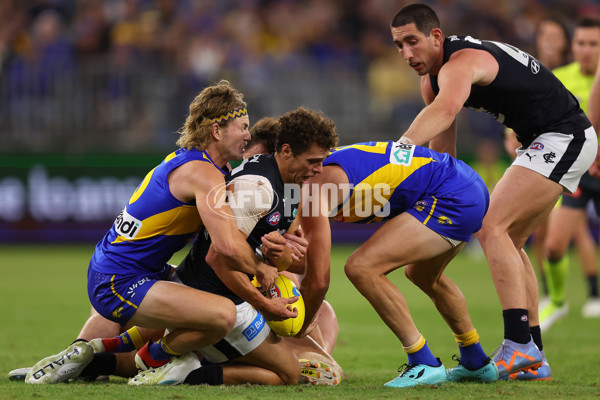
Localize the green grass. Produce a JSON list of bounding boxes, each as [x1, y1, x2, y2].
[[1, 243, 599, 399]]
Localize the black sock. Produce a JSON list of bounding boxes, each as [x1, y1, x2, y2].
[[530, 325, 543, 351], [588, 275, 598, 298], [184, 365, 223, 385], [79, 353, 117, 381], [503, 309, 530, 344]]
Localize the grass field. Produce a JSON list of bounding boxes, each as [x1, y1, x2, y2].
[[2, 243, 599, 399]]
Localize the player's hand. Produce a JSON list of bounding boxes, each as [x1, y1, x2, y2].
[[284, 227, 308, 262], [257, 296, 299, 321], [254, 262, 278, 291], [260, 231, 286, 259]]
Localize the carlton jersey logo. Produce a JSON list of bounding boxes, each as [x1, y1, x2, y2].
[[114, 208, 142, 239]]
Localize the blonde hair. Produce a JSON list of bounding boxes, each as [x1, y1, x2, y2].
[[176, 80, 247, 150]]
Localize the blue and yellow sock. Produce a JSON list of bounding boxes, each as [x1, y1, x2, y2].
[[454, 329, 488, 370], [148, 337, 181, 362], [101, 326, 145, 353], [404, 335, 439, 367]]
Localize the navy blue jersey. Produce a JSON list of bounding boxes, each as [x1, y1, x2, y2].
[[176, 154, 299, 304], [430, 35, 591, 147]]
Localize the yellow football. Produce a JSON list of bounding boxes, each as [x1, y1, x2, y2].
[[253, 274, 305, 337]]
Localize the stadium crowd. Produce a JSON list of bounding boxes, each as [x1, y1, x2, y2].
[[1, 0, 600, 152]]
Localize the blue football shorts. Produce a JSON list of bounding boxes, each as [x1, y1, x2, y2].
[[406, 175, 490, 243], [87, 265, 170, 326]]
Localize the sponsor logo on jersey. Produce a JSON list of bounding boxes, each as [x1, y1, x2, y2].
[[530, 142, 544, 150], [531, 59, 540, 74], [242, 312, 265, 341], [126, 277, 151, 298], [267, 211, 281, 226], [114, 208, 142, 239], [390, 141, 415, 166]]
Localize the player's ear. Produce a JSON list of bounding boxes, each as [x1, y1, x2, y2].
[[211, 123, 220, 140], [281, 143, 293, 159], [431, 28, 443, 46]]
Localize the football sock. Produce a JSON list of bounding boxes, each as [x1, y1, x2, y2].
[[454, 329, 487, 370], [100, 326, 145, 353], [79, 352, 117, 381], [587, 275, 598, 298], [184, 365, 223, 385], [530, 325, 543, 351], [404, 335, 439, 366], [543, 256, 568, 306], [502, 309, 530, 344], [137, 339, 181, 368]]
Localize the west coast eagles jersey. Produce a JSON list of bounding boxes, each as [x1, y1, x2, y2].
[[324, 141, 481, 224], [176, 154, 300, 304], [90, 148, 226, 276]]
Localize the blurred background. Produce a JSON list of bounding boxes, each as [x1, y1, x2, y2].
[[1, 0, 599, 242]]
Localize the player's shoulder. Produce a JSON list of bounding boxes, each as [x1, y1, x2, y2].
[[231, 154, 277, 179]]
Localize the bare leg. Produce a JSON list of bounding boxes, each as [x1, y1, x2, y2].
[[128, 281, 237, 353], [221, 332, 300, 385], [78, 307, 121, 340], [478, 166, 562, 312], [344, 212, 457, 346]]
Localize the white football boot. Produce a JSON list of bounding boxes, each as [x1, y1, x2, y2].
[[129, 352, 201, 385], [26, 341, 94, 384]]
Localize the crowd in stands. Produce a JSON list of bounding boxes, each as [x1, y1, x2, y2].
[[1, 0, 599, 152]]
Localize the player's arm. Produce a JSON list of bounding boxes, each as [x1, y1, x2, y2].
[[296, 178, 332, 337], [171, 161, 277, 288], [208, 248, 299, 321], [400, 49, 497, 157], [262, 207, 308, 272], [421, 76, 458, 157], [206, 175, 299, 320]]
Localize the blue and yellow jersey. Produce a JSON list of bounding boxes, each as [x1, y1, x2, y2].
[[324, 141, 481, 224], [90, 148, 226, 276]]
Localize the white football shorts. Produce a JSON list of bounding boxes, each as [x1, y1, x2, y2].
[[170, 272, 271, 364], [513, 128, 597, 193], [198, 301, 271, 363]]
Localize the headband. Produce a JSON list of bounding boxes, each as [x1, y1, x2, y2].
[[208, 107, 247, 124]]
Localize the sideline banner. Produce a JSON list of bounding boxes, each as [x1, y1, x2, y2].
[[0, 154, 159, 242], [0, 154, 380, 243]]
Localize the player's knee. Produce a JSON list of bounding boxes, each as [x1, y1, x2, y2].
[[344, 253, 368, 285], [405, 268, 434, 293], [545, 244, 565, 263], [476, 221, 503, 250], [208, 300, 236, 335]]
